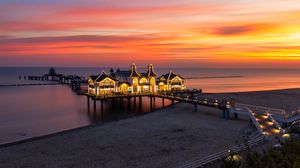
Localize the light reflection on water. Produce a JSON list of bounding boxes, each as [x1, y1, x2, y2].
[[0, 85, 171, 145]]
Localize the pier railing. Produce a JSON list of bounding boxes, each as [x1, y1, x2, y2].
[[178, 134, 265, 168], [236, 103, 286, 134], [236, 103, 287, 118]]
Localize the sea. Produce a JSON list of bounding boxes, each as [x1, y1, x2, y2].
[[1, 67, 300, 145]]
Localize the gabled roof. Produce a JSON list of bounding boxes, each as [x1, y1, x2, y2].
[[94, 71, 118, 82], [89, 75, 99, 81], [147, 64, 157, 77], [130, 63, 140, 78], [158, 70, 184, 80]]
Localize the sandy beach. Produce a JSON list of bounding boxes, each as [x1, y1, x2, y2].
[[206, 88, 300, 111], [0, 103, 247, 168]]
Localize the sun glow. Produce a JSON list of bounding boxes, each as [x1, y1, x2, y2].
[[0, 0, 300, 67]]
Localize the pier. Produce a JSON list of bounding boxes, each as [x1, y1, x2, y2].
[[81, 91, 232, 120]]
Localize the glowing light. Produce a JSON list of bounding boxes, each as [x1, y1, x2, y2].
[[260, 125, 264, 129], [272, 129, 280, 134], [282, 133, 290, 138]]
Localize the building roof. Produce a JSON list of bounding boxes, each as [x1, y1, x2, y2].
[[94, 71, 118, 82], [130, 63, 140, 78], [147, 64, 157, 77], [89, 75, 99, 81], [158, 70, 184, 80]]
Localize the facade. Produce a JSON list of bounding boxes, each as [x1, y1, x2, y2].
[[88, 64, 185, 95]]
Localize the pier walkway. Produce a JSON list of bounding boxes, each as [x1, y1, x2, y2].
[[80, 92, 232, 118]]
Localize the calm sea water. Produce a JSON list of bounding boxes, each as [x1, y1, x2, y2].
[[1, 67, 300, 144]]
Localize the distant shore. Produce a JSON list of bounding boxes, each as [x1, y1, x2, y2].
[[0, 88, 300, 168]]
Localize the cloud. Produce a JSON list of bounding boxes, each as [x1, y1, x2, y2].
[[210, 23, 275, 36], [0, 35, 160, 44]]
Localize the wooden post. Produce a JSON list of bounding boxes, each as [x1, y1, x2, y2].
[[171, 99, 175, 108], [87, 96, 90, 112], [112, 98, 115, 109], [139, 96, 142, 110], [162, 98, 165, 107], [127, 97, 131, 110], [153, 96, 156, 111], [93, 98, 97, 113], [134, 97, 136, 106], [150, 96, 153, 112], [234, 112, 238, 119], [223, 109, 230, 120], [101, 100, 104, 112], [194, 103, 197, 112], [222, 110, 225, 118]]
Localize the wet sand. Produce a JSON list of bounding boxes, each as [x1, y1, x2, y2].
[[0, 103, 247, 168]]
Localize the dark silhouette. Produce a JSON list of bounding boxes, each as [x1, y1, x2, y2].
[[49, 67, 56, 76]]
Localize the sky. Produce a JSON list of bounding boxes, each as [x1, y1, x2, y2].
[[0, 0, 300, 68]]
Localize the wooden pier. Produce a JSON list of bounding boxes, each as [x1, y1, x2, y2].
[[25, 73, 87, 91], [81, 91, 232, 119]]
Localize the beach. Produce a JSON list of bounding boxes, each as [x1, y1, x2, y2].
[[207, 88, 300, 111], [1, 88, 300, 168], [0, 103, 247, 168]]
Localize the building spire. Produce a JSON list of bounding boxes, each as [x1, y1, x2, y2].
[[147, 64, 157, 77], [130, 63, 140, 78]]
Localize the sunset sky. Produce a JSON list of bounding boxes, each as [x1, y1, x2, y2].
[[0, 0, 300, 68]]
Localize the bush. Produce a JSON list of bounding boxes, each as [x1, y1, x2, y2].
[[221, 137, 300, 168]]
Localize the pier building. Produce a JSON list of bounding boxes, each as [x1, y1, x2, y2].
[[88, 64, 185, 95]]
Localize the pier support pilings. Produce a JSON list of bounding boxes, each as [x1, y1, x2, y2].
[[93, 97, 97, 113], [171, 99, 175, 108], [222, 108, 230, 120], [194, 103, 198, 112], [134, 97, 136, 107], [139, 96, 142, 111], [127, 97, 131, 110], [150, 96, 153, 112], [101, 100, 104, 112], [87, 96, 90, 112]]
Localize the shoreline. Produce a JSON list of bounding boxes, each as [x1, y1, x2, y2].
[[0, 103, 248, 168], [0, 102, 177, 148]]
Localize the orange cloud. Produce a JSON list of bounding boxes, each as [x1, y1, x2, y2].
[[205, 23, 278, 36]]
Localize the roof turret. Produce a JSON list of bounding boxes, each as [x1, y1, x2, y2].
[[130, 63, 140, 78], [147, 64, 157, 77]]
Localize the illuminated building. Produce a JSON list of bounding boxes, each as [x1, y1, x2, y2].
[[88, 64, 185, 95]]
